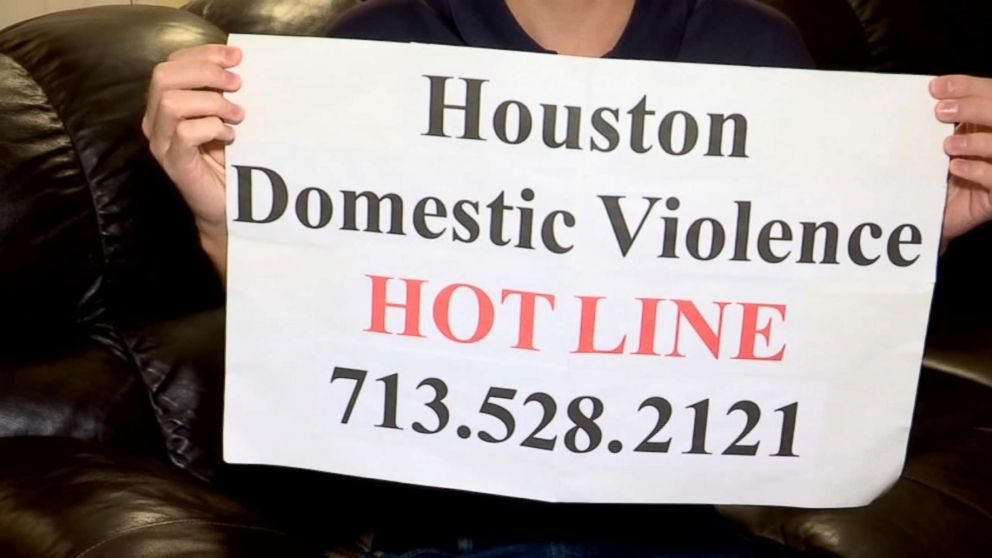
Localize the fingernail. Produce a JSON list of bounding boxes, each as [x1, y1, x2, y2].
[[946, 135, 967, 151], [937, 100, 959, 117], [950, 158, 971, 175], [224, 71, 240, 86]]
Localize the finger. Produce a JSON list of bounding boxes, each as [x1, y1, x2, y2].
[[206, 140, 227, 169], [149, 90, 243, 157], [165, 117, 236, 166], [935, 96, 992, 127], [930, 75, 992, 100], [167, 44, 242, 67], [144, 60, 241, 136], [944, 133, 992, 158], [950, 158, 992, 189]]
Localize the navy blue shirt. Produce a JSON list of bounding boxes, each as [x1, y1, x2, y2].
[[329, 0, 813, 68], [320, 0, 813, 551]]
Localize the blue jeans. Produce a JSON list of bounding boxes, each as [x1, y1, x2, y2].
[[364, 538, 781, 558], [359, 497, 787, 558]]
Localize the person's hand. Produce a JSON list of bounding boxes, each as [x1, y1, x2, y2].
[[142, 44, 244, 278], [931, 75, 992, 247]]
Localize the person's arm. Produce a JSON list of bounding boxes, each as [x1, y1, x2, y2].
[[142, 44, 245, 281], [931, 75, 992, 247]]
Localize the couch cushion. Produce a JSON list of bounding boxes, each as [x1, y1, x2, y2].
[[0, 341, 162, 454], [0, 437, 323, 558], [184, 0, 363, 35]]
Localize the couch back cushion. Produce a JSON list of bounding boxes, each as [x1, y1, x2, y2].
[[0, 50, 105, 356], [184, 0, 363, 35], [0, 7, 228, 360]]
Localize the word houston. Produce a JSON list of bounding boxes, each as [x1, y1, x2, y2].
[[423, 75, 749, 157]]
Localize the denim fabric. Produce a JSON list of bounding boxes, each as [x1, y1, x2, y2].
[[365, 540, 772, 558]]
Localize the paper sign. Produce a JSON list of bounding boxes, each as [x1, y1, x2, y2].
[[223, 34, 948, 507]]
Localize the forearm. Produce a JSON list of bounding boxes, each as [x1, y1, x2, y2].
[[199, 231, 227, 284]]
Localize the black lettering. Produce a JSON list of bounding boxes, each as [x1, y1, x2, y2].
[[341, 191, 405, 235], [486, 192, 514, 247], [590, 107, 620, 152], [686, 218, 726, 261], [660, 197, 681, 259], [799, 222, 840, 264], [453, 200, 480, 243], [887, 224, 922, 267], [658, 111, 699, 156], [848, 223, 883, 266], [516, 188, 536, 249], [493, 100, 532, 145], [294, 187, 333, 229], [732, 201, 751, 262], [599, 195, 662, 257], [414, 197, 447, 239], [234, 165, 289, 224], [627, 96, 655, 154], [423, 75, 486, 140], [758, 220, 793, 263], [706, 114, 749, 158], [542, 104, 582, 149], [542, 211, 576, 254]]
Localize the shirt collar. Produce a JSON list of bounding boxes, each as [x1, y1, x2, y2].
[[444, 0, 692, 60]]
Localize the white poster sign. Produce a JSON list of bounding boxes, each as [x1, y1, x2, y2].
[[224, 34, 948, 507]]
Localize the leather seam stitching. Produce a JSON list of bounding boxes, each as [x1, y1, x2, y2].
[[111, 327, 210, 478]]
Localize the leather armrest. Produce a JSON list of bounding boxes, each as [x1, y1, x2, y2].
[[0, 437, 321, 558], [0, 343, 162, 456]]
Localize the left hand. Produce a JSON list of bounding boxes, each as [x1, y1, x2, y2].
[[931, 75, 992, 245]]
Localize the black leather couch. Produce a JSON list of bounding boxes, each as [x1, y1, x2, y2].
[[1, 1, 990, 556]]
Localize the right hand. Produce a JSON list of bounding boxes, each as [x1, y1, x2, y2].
[[142, 44, 245, 277]]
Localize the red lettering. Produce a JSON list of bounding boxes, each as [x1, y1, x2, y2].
[[433, 283, 495, 344], [573, 296, 626, 354], [633, 298, 666, 356], [733, 303, 787, 362], [501, 290, 556, 351], [365, 275, 426, 337], [668, 300, 730, 359]]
